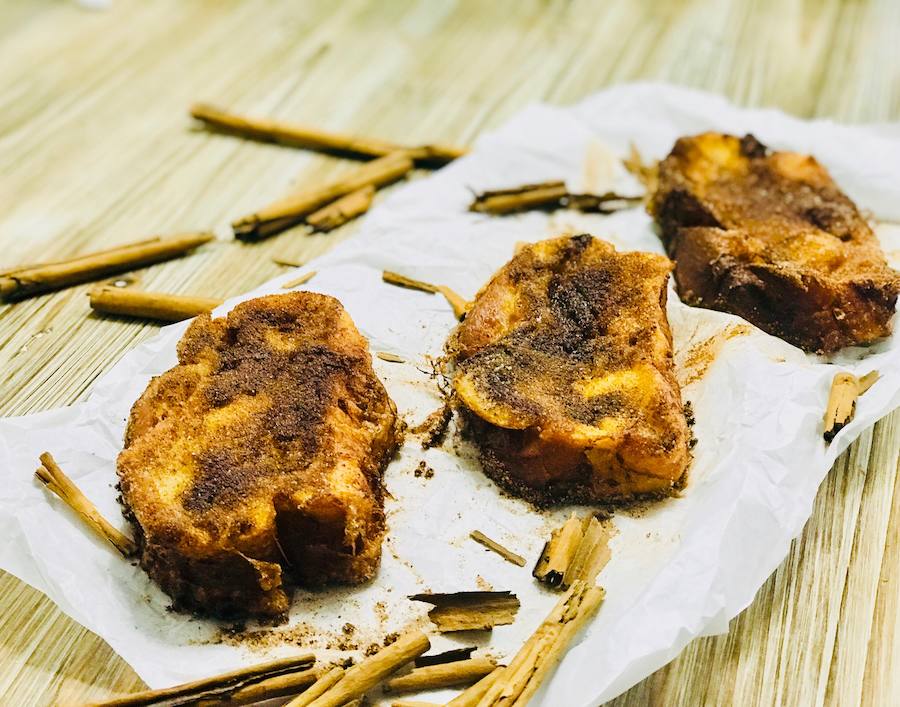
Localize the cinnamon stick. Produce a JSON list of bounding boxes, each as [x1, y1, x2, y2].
[[91, 653, 315, 706], [307, 185, 376, 233], [190, 103, 466, 166], [382, 270, 469, 320], [0, 232, 214, 301], [285, 666, 345, 707], [35, 452, 137, 557], [470, 182, 568, 215], [470, 182, 640, 216], [305, 630, 431, 707], [89, 287, 223, 322], [470, 531, 526, 567], [384, 657, 497, 694], [233, 152, 412, 241]]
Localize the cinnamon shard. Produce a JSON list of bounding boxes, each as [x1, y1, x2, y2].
[[412, 403, 452, 449], [622, 142, 659, 194], [382, 271, 469, 320], [281, 270, 317, 289], [469, 530, 526, 567], [533, 513, 613, 589], [414, 646, 477, 668], [824, 370, 879, 441], [408, 591, 520, 632]]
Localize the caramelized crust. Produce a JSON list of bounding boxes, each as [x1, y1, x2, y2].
[[651, 132, 900, 352], [117, 292, 401, 618], [448, 234, 690, 506]]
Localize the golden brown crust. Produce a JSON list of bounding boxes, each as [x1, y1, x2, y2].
[[117, 292, 401, 618], [447, 234, 691, 506], [651, 132, 900, 352]]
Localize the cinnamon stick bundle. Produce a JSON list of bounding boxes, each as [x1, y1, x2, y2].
[[383, 657, 497, 694], [91, 653, 315, 706], [35, 452, 137, 557], [89, 287, 223, 322], [0, 232, 214, 301], [307, 185, 376, 232], [304, 630, 430, 707], [233, 152, 412, 241], [190, 103, 466, 166]]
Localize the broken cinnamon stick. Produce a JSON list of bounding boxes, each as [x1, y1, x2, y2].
[[381, 271, 469, 320], [233, 152, 412, 241], [561, 516, 611, 589], [470, 531, 526, 567], [307, 185, 376, 232], [409, 592, 520, 633], [190, 103, 466, 166], [823, 370, 880, 441], [89, 287, 223, 322], [305, 630, 430, 707], [281, 270, 318, 289], [532, 513, 584, 587], [384, 657, 497, 694], [285, 666, 345, 707], [0, 232, 214, 301], [92, 653, 315, 706], [35, 452, 137, 558]]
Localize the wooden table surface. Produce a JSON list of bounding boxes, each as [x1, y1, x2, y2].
[[1, 1, 899, 704]]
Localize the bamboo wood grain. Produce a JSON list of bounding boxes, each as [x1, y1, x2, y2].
[[0, 1, 898, 706]]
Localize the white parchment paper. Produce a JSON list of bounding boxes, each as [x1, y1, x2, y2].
[[1, 83, 899, 705]]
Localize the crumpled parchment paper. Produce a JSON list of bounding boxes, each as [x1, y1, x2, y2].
[[0, 83, 898, 705]]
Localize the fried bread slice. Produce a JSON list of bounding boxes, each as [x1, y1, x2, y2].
[[117, 292, 401, 618], [447, 234, 690, 506], [651, 132, 900, 352]]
